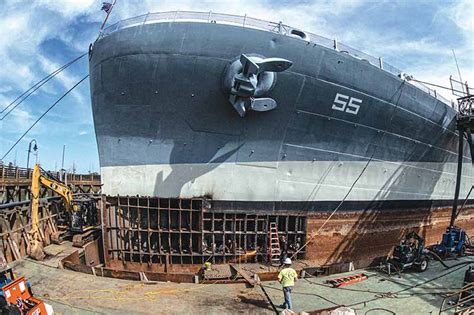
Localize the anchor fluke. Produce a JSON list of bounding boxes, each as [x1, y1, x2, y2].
[[255, 57, 293, 73], [224, 54, 292, 117], [250, 98, 277, 112]]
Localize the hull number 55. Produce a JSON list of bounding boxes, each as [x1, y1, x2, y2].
[[331, 93, 362, 115]]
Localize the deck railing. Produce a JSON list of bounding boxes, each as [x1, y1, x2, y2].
[[101, 10, 451, 105]]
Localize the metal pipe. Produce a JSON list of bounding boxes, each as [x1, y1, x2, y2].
[[61, 144, 66, 182], [455, 185, 474, 221], [98, 0, 117, 36], [450, 126, 465, 227], [0, 196, 61, 210]]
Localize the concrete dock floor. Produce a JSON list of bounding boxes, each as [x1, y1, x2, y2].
[[263, 257, 474, 314], [10, 256, 474, 314], [12, 259, 273, 315]]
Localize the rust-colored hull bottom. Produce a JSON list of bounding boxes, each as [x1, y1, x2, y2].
[[99, 195, 474, 276], [58, 200, 474, 283], [306, 205, 474, 268]]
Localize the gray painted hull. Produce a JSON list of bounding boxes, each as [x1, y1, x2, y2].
[[89, 21, 473, 211]]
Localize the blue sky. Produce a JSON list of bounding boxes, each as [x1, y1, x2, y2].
[[0, 0, 472, 173]]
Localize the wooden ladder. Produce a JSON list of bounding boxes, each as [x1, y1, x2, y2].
[[326, 274, 368, 288], [268, 222, 281, 265]]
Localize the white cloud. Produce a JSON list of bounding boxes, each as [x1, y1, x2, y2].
[[446, 0, 474, 34], [0, 86, 13, 93], [35, 0, 96, 19], [9, 107, 35, 131]]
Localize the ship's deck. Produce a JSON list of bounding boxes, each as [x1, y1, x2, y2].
[[99, 10, 450, 105]]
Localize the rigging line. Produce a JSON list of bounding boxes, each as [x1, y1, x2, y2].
[[1, 52, 87, 119], [409, 78, 466, 94], [0, 73, 54, 114], [290, 81, 407, 261], [1, 75, 89, 161], [452, 49, 464, 87], [0, 52, 87, 118]]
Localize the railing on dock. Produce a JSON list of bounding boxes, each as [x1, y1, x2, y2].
[[0, 163, 100, 183], [100, 10, 450, 105], [439, 282, 474, 314], [0, 163, 101, 204]]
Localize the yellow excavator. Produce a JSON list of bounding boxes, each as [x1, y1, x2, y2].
[[29, 164, 99, 260]]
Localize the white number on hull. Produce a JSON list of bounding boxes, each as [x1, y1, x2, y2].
[[331, 93, 362, 115]]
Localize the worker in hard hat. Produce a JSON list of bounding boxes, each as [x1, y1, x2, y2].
[[278, 257, 298, 310]]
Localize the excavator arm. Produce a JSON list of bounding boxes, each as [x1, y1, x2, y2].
[[29, 164, 73, 260], [38, 176, 73, 210]]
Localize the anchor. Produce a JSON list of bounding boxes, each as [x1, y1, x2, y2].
[[225, 54, 292, 117]]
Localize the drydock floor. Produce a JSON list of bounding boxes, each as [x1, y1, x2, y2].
[[12, 258, 273, 314], [264, 257, 472, 314], [10, 251, 473, 314]]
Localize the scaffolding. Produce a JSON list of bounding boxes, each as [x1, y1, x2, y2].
[[0, 199, 61, 262], [102, 195, 307, 266], [450, 93, 474, 226]]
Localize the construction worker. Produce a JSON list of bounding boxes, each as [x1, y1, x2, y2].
[[278, 257, 298, 310]]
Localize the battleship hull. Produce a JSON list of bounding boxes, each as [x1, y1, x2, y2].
[[90, 20, 473, 213]]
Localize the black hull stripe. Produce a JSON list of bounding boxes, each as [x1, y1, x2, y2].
[[209, 199, 474, 213]]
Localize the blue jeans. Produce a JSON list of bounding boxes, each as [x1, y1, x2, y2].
[[283, 286, 293, 310]]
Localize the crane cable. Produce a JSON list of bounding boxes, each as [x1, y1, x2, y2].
[[0, 52, 87, 120], [1, 74, 89, 161]]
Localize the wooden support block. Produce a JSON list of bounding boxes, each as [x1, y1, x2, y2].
[[7, 236, 21, 261]]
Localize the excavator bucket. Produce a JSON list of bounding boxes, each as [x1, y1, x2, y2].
[[28, 239, 45, 261]]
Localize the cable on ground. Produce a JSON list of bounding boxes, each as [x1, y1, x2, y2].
[[364, 308, 396, 315]]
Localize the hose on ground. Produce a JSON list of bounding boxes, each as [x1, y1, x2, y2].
[[426, 248, 474, 269], [364, 308, 395, 315], [426, 250, 451, 268]]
